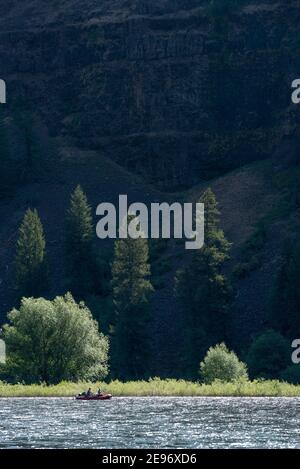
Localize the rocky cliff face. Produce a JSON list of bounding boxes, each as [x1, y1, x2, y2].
[[1, 1, 300, 188], [1, 1, 300, 372]]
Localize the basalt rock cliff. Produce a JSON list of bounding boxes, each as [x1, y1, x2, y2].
[[1, 1, 300, 188]]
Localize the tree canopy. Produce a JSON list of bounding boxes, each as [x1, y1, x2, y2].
[[3, 293, 109, 384]]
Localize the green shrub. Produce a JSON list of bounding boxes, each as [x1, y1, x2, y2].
[[200, 343, 248, 384], [245, 226, 267, 252], [270, 242, 300, 336], [2, 378, 300, 397], [280, 365, 300, 385], [233, 226, 267, 279], [233, 255, 262, 279], [246, 330, 290, 379]]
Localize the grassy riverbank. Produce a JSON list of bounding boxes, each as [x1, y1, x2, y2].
[[1, 378, 300, 397]]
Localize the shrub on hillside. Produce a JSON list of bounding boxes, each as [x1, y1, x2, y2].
[[280, 365, 300, 385], [246, 330, 290, 380]]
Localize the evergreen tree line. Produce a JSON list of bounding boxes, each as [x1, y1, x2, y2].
[[14, 186, 154, 381], [13, 186, 230, 380], [12, 185, 300, 383]]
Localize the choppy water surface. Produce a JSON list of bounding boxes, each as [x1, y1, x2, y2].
[[0, 397, 299, 448]]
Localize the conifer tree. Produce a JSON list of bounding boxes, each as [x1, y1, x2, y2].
[[176, 188, 232, 378], [15, 208, 48, 297], [270, 241, 300, 337], [65, 185, 94, 297], [0, 118, 16, 198], [111, 219, 153, 380]]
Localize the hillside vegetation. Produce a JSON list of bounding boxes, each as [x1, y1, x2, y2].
[[0, 1, 300, 381]]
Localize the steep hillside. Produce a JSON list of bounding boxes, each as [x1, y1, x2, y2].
[[0, 138, 299, 375], [1, 1, 300, 188], [0, 0, 300, 376]]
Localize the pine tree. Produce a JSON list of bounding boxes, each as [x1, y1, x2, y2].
[[176, 188, 232, 378], [15, 208, 48, 297], [65, 185, 94, 297], [201, 187, 220, 237], [0, 118, 16, 199], [270, 241, 300, 337], [111, 221, 153, 380]]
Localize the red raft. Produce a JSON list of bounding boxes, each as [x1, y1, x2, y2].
[[75, 393, 112, 401]]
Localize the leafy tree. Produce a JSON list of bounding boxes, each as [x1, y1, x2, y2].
[[15, 208, 48, 297], [65, 185, 95, 297], [246, 330, 290, 380], [3, 293, 109, 384], [176, 188, 232, 378], [111, 219, 153, 380], [270, 242, 300, 337], [200, 343, 248, 384]]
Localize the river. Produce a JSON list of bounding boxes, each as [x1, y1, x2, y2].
[[0, 397, 299, 448]]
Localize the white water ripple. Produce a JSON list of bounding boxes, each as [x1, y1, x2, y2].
[[0, 397, 299, 449]]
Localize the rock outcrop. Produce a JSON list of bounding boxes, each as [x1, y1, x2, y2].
[[0, 1, 299, 188]]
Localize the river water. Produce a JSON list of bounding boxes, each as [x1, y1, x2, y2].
[[0, 397, 299, 448]]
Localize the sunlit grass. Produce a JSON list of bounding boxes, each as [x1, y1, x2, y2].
[[1, 378, 300, 397]]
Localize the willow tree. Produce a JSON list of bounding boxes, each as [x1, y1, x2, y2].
[[3, 293, 109, 384]]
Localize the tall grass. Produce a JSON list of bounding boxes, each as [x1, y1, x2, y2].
[[1, 378, 300, 397]]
